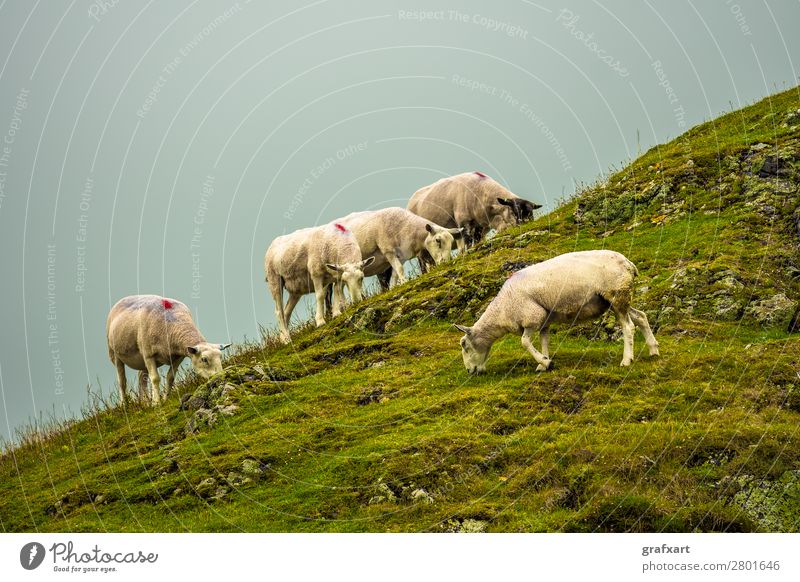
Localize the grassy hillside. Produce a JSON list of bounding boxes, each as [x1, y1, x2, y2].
[[2, 88, 800, 533]]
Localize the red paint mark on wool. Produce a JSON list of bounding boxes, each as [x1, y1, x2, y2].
[[162, 299, 174, 309], [334, 223, 347, 232], [474, 171, 487, 178]]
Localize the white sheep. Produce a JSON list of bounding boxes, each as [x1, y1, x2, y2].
[[454, 250, 659, 373], [334, 207, 462, 287], [408, 171, 542, 247], [106, 295, 230, 404], [265, 221, 374, 343]]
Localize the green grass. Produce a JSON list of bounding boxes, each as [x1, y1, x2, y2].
[[2, 87, 800, 532]]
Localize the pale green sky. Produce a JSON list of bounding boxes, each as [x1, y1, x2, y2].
[[1, 0, 798, 439]]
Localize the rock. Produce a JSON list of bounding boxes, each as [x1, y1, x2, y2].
[[745, 293, 797, 329], [373, 481, 397, 503], [357, 387, 385, 406], [731, 470, 800, 532], [195, 478, 217, 498], [459, 519, 487, 533], [217, 404, 239, 417], [410, 488, 434, 504], [241, 458, 268, 476], [181, 384, 212, 411], [185, 407, 219, 434], [712, 294, 743, 320], [226, 472, 246, 487], [757, 155, 784, 178]]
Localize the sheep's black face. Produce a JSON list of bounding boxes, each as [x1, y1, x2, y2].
[[513, 199, 542, 223]]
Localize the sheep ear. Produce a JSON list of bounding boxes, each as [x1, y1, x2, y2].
[[361, 256, 375, 268], [453, 324, 472, 335], [497, 197, 512, 207], [448, 227, 465, 236], [531, 201, 543, 209], [219, 343, 232, 351], [425, 223, 435, 234], [325, 263, 342, 274], [187, 346, 200, 355]]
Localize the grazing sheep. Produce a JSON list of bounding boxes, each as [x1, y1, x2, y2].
[[106, 295, 230, 404], [265, 222, 374, 343], [335, 207, 462, 288], [408, 172, 542, 247], [453, 250, 659, 374]]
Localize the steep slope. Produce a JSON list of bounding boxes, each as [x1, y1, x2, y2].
[[2, 88, 799, 533]]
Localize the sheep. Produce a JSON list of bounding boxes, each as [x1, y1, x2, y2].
[[106, 295, 230, 404], [265, 221, 374, 343], [407, 171, 542, 247], [453, 250, 659, 374], [334, 207, 462, 288]]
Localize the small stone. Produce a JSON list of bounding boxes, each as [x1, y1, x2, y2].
[[410, 488, 434, 504], [375, 482, 397, 503], [195, 478, 217, 498], [216, 404, 239, 417], [241, 459, 263, 475]]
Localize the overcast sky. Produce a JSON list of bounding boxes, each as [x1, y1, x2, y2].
[[1, 0, 798, 440]]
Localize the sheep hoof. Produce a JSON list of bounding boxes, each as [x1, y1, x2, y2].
[[536, 359, 553, 372], [619, 360, 632, 367], [649, 348, 661, 358]]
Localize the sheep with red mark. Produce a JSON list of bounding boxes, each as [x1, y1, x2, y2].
[[407, 172, 542, 247], [106, 295, 230, 405], [265, 221, 374, 343]]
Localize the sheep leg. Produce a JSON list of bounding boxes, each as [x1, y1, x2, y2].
[[312, 276, 327, 327], [539, 326, 551, 361], [377, 269, 392, 291], [114, 358, 128, 402], [137, 370, 149, 402], [454, 234, 466, 254], [417, 252, 432, 274], [332, 281, 346, 317], [614, 308, 635, 367], [629, 307, 660, 357], [270, 276, 291, 343], [471, 224, 485, 244], [165, 362, 180, 397], [144, 358, 161, 405], [284, 292, 301, 326], [386, 253, 406, 287], [522, 328, 552, 371]]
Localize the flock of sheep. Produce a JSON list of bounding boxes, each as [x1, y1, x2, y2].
[[106, 171, 659, 405]]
